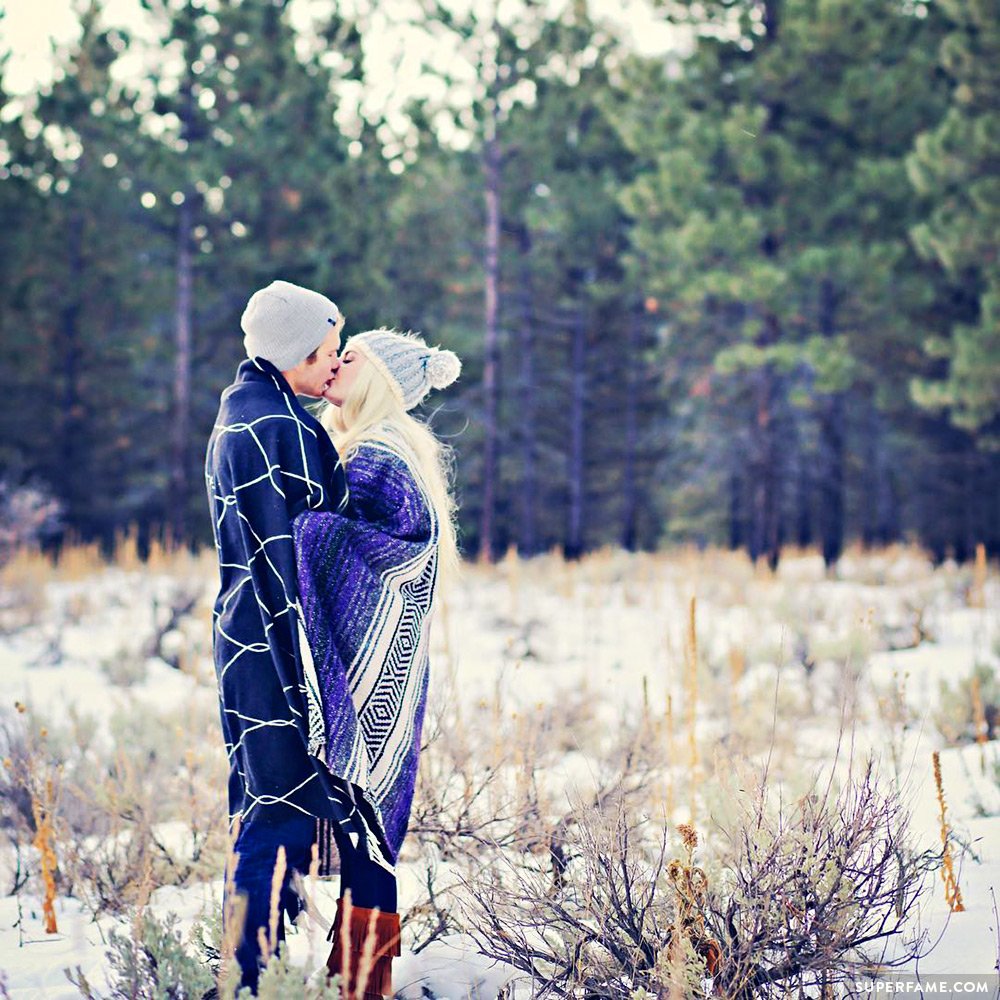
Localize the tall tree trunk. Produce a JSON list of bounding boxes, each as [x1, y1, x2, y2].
[[169, 67, 196, 546], [794, 416, 812, 548], [170, 196, 193, 545], [516, 224, 537, 555], [748, 359, 780, 568], [818, 394, 844, 566], [59, 213, 85, 537], [566, 306, 586, 559], [729, 464, 743, 550], [763, 0, 781, 40], [861, 400, 897, 546], [478, 110, 501, 563], [750, 368, 771, 562], [817, 279, 844, 568], [983, 452, 1000, 557], [860, 400, 878, 548], [746, 0, 784, 570], [620, 304, 641, 551], [956, 444, 975, 564]]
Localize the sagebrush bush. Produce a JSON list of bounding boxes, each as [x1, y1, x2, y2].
[[459, 796, 716, 999], [68, 906, 350, 1000], [935, 663, 998, 746], [704, 760, 930, 999], [457, 757, 930, 1000], [68, 909, 215, 999]]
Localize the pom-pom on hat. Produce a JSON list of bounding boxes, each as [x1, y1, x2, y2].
[[241, 279, 343, 371], [348, 329, 461, 410]]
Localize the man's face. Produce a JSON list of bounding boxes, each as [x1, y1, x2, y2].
[[282, 318, 344, 397]]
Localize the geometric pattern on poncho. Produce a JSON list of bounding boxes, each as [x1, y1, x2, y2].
[[206, 358, 394, 874], [294, 426, 438, 863]]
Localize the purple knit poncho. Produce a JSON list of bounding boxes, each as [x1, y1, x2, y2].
[[293, 433, 438, 864]]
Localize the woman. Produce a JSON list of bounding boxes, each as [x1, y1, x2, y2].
[[292, 329, 460, 998]]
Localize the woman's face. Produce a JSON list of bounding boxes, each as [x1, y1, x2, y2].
[[323, 346, 368, 407]]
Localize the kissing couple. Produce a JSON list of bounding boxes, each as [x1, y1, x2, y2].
[[205, 279, 461, 996]]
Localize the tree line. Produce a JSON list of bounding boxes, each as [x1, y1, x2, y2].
[[0, 0, 996, 565]]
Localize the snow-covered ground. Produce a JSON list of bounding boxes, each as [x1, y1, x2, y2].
[[0, 547, 997, 997]]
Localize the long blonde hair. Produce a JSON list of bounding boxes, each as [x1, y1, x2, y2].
[[321, 341, 461, 582]]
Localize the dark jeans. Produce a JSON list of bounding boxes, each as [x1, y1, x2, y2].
[[227, 810, 397, 993]]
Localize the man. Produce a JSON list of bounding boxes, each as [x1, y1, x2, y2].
[[205, 280, 397, 993]]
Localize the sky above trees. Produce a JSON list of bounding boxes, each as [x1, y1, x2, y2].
[[1, 0, 681, 99]]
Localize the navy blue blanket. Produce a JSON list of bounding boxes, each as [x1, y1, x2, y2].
[[205, 358, 393, 872]]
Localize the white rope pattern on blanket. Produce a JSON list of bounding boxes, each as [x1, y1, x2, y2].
[[208, 371, 395, 874], [207, 385, 377, 848]]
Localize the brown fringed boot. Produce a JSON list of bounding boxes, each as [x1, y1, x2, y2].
[[326, 896, 401, 999]]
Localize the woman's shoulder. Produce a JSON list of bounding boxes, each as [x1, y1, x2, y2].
[[351, 426, 417, 468], [350, 439, 404, 469], [346, 435, 411, 484], [348, 432, 431, 510]]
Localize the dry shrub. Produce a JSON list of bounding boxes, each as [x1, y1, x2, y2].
[[1, 696, 228, 920], [458, 794, 715, 999], [401, 685, 542, 953], [61, 708, 228, 918], [704, 759, 930, 999], [407, 691, 691, 995], [55, 541, 107, 581], [457, 756, 929, 1000], [935, 664, 999, 746], [403, 677, 666, 959], [931, 752, 965, 913], [0, 548, 52, 631], [67, 903, 351, 1000], [68, 908, 216, 999], [0, 481, 62, 566], [0, 704, 68, 903]]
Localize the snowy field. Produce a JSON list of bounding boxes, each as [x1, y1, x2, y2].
[[0, 544, 997, 998]]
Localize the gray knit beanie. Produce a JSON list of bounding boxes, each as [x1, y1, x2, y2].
[[241, 279, 342, 371], [348, 330, 461, 410]]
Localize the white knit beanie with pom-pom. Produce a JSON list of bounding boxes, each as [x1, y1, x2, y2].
[[348, 329, 461, 410]]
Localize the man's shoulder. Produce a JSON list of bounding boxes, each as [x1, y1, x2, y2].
[[218, 380, 278, 421], [214, 383, 325, 459], [217, 373, 309, 425]]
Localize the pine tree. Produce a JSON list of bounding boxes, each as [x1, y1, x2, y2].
[[394, 0, 568, 559], [908, 0, 1000, 444], [615, 0, 949, 565], [481, 11, 662, 556], [1, 4, 156, 544], [0, 57, 47, 483], [121, 0, 391, 541]]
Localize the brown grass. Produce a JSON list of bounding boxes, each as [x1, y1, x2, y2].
[[970, 542, 987, 608], [931, 750, 965, 912], [685, 595, 699, 823], [31, 775, 59, 934]]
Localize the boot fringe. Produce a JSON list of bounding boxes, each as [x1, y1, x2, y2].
[[326, 898, 401, 999]]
